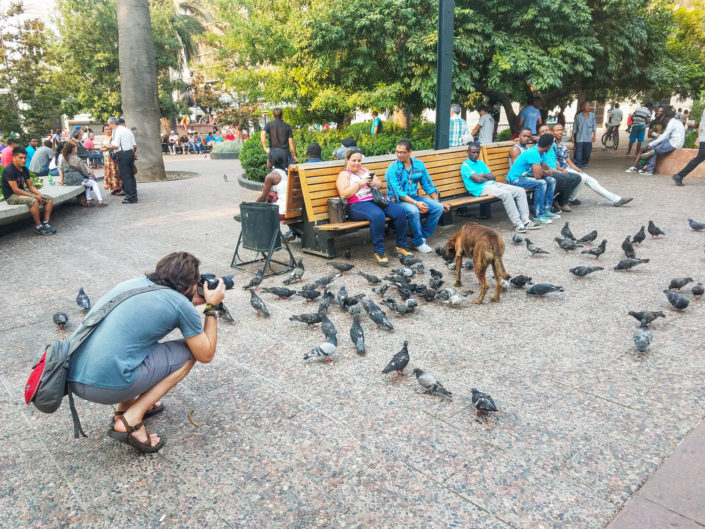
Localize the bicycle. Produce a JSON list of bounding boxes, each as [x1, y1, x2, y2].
[[601, 125, 619, 150]]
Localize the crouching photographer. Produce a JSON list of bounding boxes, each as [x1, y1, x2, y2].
[[67, 252, 228, 453]]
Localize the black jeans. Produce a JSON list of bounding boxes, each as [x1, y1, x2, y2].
[[552, 172, 581, 206], [116, 150, 136, 201], [676, 142, 705, 178]]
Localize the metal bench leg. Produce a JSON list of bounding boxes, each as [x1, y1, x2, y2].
[[439, 210, 454, 226], [479, 202, 492, 219], [300, 221, 336, 258]]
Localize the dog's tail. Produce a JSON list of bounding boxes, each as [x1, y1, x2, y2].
[[492, 252, 511, 281]]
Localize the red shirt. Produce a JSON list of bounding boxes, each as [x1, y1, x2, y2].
[[225, 133, 235, 141], [1, 146, 13, 167], [83, 139, 95, 150]]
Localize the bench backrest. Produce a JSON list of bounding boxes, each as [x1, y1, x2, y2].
[[479, 141, 515, 183]]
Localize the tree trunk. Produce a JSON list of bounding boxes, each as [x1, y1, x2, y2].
[[392, 107, 411, 129], [117, 0, 166, 181]]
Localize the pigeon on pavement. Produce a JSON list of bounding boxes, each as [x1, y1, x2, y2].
[[357, 271, 381, 284], [392, 267, 416, 279], [688, 219, 705, 231], [526, 284, 564, 297], [633, 319, 652, 352], [692, 283, 704, 298], [510, 274, 533, 288], [561, 221, 576, 241], [668, 277, 693, 291], [365, 299, 394, 331], [555, 237, 582, 252], [525, 238, 550, 257], [243, 269, 264, 290], [261, 286, 297, 299], [249, 289, 270, 317], [628, 311, 665, 326], [511, 233, 524, 245], [317, 288, 335, 312], [430, 268, 444, 280], [412, 368, 452, 398], [622, 236, 636, 259], [382, 341, 409, 375], [53, 312, 68, 330], [372, 283, 389, 296], [436, 287, 455, 301], [350, 313, 366, 356], [336, 285, 349, 309], [328, 262, 355, 274], [581, 239, 607, 260], [471, 388, 498, 414], [576, 230, 598, 246], [614, 258, 649, 271], [382, 298, 418, 316], [399, 254, 422, 267], [320, 311, 337, 339], [664, 289, 689, 311], [648, 220, 665, 238], [289, 312, 323, 328], [632, 226, 646, 246], [296, 289, 321, 301], [569, 266, 604, 278], [76, 288, 91, 312], [313, 273, 340, 289], [283, 259, 305, 285], [304, 333, 337, 362]]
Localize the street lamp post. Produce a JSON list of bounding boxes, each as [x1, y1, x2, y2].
[[434, 0, 454, 150]]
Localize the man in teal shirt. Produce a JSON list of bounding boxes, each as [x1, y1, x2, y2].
[[461, 143, 539, 233], [371, 111, 383, 135], [506, 134, 557, 222]]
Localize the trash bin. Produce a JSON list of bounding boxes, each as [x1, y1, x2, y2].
[[240, 202, 281, 252]]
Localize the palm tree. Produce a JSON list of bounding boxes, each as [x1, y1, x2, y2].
[[117, 0, 166, 181]]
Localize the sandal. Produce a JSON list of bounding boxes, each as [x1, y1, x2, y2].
[[98, 201, 108, 207], [108, 415, 165, 453], [113, 402, 164, 421]]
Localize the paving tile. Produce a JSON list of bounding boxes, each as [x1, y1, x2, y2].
[[607, 495, 704, 529]]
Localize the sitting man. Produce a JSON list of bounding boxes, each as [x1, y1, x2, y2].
[[506, 133, 558, 224], [536, 124, 581, 213], [626, 108, 685, 176], [508, 127, 533, 166], [194, 134, 205, 154], [82, 132, 103, 167], [1, 147, 56, 235], [461, 143, 539, 233], [179, 134, 190, 154], [28, 140, 55, 176], [188, 133, 199, 154], [385, 139, 450, 253], [550, 124, 632, 207], [67, 252, 226, 453], [333, 137, 358, 160], [304, 142, 323, 163], [168, 130, 179, 155]]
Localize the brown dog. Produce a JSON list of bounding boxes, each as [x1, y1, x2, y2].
[[444, 222, 510, 304]]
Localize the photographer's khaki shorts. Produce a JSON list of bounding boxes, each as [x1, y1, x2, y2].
[[6, 194, 37, 206]]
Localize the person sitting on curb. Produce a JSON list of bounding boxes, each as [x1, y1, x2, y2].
[[626, 108, 685, 176], [461, 143, 539, 233], [550, 124, 632, 207], [1, 147, 56, 235], [385, 139, 450, 253], [505, 133, 558, 224], [67, 252, 226, 453], [672, 107, 705, 186]]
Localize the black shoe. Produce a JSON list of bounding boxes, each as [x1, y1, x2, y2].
[[42, 221, 57, 234], [569, 199, 581, 206], [672, 175, 684, 187], [34, 225, 54, 236], [122, 198, 138, 204]]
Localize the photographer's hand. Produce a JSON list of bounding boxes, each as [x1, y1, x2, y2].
[[204, 279, 226, 306]]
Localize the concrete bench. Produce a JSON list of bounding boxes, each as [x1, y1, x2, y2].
[[0, 178, 85, 227]]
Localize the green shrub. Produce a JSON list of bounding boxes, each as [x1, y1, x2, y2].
[[240, 137, 268, 181], [684, 130, 698, 149], [213, 140, 242, 153], [496, 128, 512, 141]]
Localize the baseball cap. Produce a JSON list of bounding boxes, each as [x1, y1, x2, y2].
[[116, 118, 125, 125]]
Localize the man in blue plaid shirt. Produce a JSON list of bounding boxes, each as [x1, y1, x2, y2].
[[449, 104, 469, 147]]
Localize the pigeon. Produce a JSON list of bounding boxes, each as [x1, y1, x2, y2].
[[463, 258, 474, 270], [289, 312, 323, 328], [569, 266, 604, 278], [554, 237, 582, 252], [320, 312, 337, 339], [692, 283, 704, 299], [614, 258, 650, 271], [399, 254, 422, 267], [526, 284, 564, 297], [581, 239, 607, 260], [421, 288, 437, 302], [53, 312, 68, 330], [688, 219, 705, 231], [336, 285, 349, 309], [391, 267, 416, 279], [395, 285, 414, 301], [648, 220, 665, 238], [633, 319, 652, 353], [382, 341, 410, 375], [261, 286, 297, 299], [436, 287, 456, 301], [576, 230, 598, 246], [372, 283, 389, 296], [283, 259, 305, 285], [668, 277, 693, 291], [429, 276, 444, 290], [382, 298, 418, 316], [628, 310, 665, 326], [430, 268, 444, 280], [318, 288, 335, 312], [412, 263, 425, 274], [525, 238, 550, 257], [510, 274, 533, 288], [76, 288, 91, 312], [243, 269, 264, 290], [304, 333, 337, 362], [328, 262, 354, 274], [350, 314, 366, 356], [357, 271, 381, 284], [223, 173, 228, 182], [561, 221, 576, 241], [664, 289, 689, 311], [412, 368, 452, 399], [446, 261, 457, 270], [313, 273, 340, 288], [471, 388, 498, 414], [632, 226, 646, 246], [511, 233, 524, 245], [296, 289, 321, 302], [365, 299, 394, 331], [344, 248, 352, 259], [447, 293, 466, 306], [249, 289, 270, 317], [621, 236, 636, 259]]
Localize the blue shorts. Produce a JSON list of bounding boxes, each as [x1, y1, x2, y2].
[[629, 125, 646, 143]]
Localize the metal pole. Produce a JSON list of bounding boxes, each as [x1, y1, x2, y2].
[[434, 0, 454, 150]]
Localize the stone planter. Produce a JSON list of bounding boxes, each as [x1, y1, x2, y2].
[[655, 148, 705, 179], [238, 174, 264, 191], [210, 152, 240, 160]]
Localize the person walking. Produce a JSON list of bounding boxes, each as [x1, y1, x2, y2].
[[672, 107, 704, 186], [260, 108, 298, 166], [572, 102, 596, 168], [101, 124, 122, 195], [108, 117, 138, 204]]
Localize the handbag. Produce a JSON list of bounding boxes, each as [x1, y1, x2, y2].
[[370, 186, 390, 208], [327, 198, 348, 223]]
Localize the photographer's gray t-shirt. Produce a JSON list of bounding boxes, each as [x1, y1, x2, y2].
[[68, 277, 203, 389]]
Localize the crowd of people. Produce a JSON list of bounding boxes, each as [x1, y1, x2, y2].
[[164, 124, 248, 155]]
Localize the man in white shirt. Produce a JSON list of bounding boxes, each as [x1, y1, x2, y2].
[[471, 106, 495, 145], [626, 108, 685, 175], [168, 130, 178, 155], [108, 117, 138, 203]]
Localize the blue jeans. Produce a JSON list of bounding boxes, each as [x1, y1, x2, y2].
[[34, 166, 49, 176], [574, 142, 593, 167], [348, 199, 408, 256], [509, 176, 555, 217], [647, 141, 676, 171], [400, 196, 444, 246]]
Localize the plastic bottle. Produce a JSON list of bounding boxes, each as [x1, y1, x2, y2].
[[48, 176, 54, 186]]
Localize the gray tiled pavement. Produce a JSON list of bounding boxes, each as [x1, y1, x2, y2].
[[1, 149, 704, 528]]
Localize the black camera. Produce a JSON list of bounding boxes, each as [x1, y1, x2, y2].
[[199, 274, 235, 291]]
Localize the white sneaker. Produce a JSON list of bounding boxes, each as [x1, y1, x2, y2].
[[638, 169, 653, 175], [523, 220, 541, 230], [625, 166, 637, 173], [414, 243, 433, 253]]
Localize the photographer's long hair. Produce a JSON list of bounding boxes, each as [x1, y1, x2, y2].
[[146, 252, 201, 294]]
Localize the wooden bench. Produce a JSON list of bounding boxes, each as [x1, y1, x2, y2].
[[285, 142, 518, 258]]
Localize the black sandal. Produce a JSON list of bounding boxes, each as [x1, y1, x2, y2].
[[108, 415, 165, 453], [113, 402, 164, 421]]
